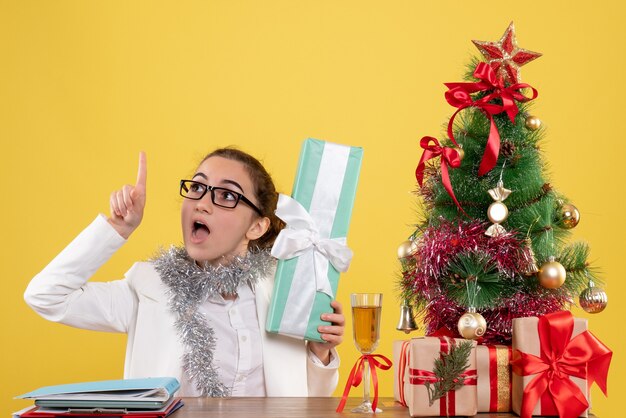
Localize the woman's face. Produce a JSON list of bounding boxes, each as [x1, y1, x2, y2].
[[181, 156, 265, 265]]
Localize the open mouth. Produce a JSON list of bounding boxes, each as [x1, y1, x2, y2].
[[192, 220, 210, 240]]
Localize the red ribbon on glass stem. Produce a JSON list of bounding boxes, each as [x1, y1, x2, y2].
[[336, 354, 392, 413], [415, 136, 465, 214], [444, 62, 538, 176], [510, 310, 612, 418]]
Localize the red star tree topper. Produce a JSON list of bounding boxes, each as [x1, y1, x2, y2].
[[472, 22, 542, 84]]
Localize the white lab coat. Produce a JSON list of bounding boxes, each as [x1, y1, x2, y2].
[[24, 215, 339, 396]]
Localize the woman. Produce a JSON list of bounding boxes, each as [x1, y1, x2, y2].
[[25, 149, 344, 396]]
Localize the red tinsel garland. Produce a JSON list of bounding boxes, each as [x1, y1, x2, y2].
[[422, 294, 565, 344], [403, 219, 568, 344]]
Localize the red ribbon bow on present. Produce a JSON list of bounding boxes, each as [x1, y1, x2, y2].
[[415, 136, 465, 214], [444, 62, 538, 176], [336, 354, 392, 413], [511, 310, 612, 418]]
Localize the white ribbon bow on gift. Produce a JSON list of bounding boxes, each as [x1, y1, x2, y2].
[[271, 194, 353, 298]]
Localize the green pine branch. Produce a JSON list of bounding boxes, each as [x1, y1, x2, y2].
[[443, 252, 505, 308], [425, 340, 474, 409]]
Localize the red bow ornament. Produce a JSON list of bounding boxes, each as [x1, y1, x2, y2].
[[445, 62, 538, 176], [415, 136, 465, 213], [511, 311, 612, 418]]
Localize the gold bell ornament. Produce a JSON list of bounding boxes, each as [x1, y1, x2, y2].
[[521, 237, 539, 276], [579, 279, 608, 313], [396, 299, 419, 333]]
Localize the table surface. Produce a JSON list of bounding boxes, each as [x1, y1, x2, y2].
[[174, 397, 598, 417]]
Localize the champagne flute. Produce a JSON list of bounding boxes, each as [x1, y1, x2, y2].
[[351, 293, 383, 413]]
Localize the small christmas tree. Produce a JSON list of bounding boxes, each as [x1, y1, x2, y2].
[[399, 22, 608, 344]]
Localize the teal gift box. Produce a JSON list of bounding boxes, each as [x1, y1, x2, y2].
[[266, 138, 363, 342]]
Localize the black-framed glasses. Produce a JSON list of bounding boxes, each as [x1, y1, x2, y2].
[[179, 179, 264, 216]]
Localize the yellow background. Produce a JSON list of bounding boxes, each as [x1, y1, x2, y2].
[[1, 1, 624, 416]]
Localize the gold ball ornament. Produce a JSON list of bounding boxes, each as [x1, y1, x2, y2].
[[525, 115, 542, 131], [559, 203, 580, 229], [538, 257, 566, 289], [487, 202, 509, 224], [397, 240, 417, 259], [457, 309, 487, 340], [579, 283, 608, 313]]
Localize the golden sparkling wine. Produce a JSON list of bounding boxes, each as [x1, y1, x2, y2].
[[349, 293, 383, 413], [352, 306, 382, 354]]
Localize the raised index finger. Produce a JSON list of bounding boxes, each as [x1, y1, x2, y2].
[[135, 151, 147, 189]]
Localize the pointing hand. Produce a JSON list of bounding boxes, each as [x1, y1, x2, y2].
[[107, 152, 147, 239]]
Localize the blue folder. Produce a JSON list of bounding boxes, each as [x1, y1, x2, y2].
[[16, 377, 180, 409]]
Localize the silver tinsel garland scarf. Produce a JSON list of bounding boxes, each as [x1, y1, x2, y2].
[[153, 246, 275, 397]]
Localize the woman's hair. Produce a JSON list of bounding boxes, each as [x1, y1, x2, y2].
[[202, 148, 285, 251]]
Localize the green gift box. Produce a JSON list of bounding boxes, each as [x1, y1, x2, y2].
[[266, 138, 363, 342]]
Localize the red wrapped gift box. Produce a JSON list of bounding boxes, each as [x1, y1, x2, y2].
[[405, 336, 478, 417], [511, 311, 612, 418]]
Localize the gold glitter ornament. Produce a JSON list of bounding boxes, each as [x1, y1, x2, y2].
[[522, 237, 539, 276], [457, 308, 487, 340], [559, 203, 580, 229], [579, 280, 608, 313], [538, 256, 566, 289], [525, 115, 542, 131], [485, 180, 512, 237]]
